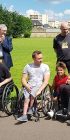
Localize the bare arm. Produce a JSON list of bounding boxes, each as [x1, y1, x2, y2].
[[36, 73, 50, 97], [0, 77, 12, 87], [22, 73, 31, 92]]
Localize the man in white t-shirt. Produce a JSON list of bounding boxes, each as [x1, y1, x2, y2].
[[17, 50, 50, 122]]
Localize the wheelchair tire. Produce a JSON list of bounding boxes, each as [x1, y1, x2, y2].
[[2, 82, 19, 116], [18, 87, 24, 111], [42, 84, 52, 115]]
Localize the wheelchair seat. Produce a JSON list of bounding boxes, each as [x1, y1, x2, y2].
[[0, 81, 19, 116]]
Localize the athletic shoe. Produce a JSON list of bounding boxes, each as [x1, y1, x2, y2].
[[47, 110, 54, 118], [66, 120, 70, 126], [17, 115, 28, 122]]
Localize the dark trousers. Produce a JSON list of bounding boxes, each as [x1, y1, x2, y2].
[[63, 60, 70, 74], [59, 84, 70, 110]]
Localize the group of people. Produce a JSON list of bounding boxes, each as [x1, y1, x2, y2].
[[0, 22, 70, 125], [17, 22, 70, 125]]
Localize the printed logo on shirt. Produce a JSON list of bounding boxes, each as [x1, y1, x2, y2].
[[62, 42, 68, 49]]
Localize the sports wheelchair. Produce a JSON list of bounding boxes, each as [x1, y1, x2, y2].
[[0, 81, 19, 116], [13, 84, 52, 121]]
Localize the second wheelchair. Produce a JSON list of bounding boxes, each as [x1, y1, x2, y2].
[[0, 81, 19, 116]]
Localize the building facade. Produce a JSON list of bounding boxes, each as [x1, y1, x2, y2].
[[29, 14, 48, 25]]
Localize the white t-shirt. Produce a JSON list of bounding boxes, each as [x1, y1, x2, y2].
[[23, 63, 50, 87]]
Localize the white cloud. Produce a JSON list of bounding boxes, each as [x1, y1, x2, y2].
[[37, 0, 69, 4], [8, 5, 14, 12], [64, 9, 70, 15], [38, 0, 60, 1], [51, 1, 61, 4], [55, 13, 64, 17], [45, 10, 64, 20], [26, 9, 40, 17]]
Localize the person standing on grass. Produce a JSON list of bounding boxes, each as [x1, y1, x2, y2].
[[0, 24, 13, 70], [53, 22, 70, 76], [17, 50, 50, 122]]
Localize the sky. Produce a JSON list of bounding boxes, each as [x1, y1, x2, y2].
[[0, 0, 70, 21]]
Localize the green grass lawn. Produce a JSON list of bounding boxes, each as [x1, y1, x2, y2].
[[11, 38, 56, 88]]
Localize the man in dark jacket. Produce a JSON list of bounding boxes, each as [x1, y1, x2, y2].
[[0, 24, 13, 69]]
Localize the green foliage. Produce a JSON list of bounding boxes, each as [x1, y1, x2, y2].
[[23, 17, 32, 33], [24, 31, 31, 38], [0, 5, 12, 35], [0, 5, 4, 23], [0, 5, 32, 37]]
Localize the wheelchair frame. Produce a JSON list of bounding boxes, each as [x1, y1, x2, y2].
[[0, 81, 19, 116], [13, 84, 52, 121]]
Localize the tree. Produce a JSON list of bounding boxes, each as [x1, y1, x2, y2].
[[23, 17, 32, 37], [0, 5, 4, 23], [12, 13, 25, 37], [0, 4, 32, 38], [0, 5, 13, 35]]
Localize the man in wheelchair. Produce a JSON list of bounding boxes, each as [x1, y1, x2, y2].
[[17, 50, 50, 122], [0, 58, 12, 109]]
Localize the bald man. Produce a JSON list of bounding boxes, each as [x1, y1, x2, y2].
[[53, 22, 70, 74]]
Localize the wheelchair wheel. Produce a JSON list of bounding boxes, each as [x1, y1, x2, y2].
[[2, 82, 19, 115], [17, 87, 24, 114], [42, 84, 52, 115], [12, 86, 25, 120]]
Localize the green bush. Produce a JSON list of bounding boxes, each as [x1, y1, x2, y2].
[[24, 31, 31, 38]]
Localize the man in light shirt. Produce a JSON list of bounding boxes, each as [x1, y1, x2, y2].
[[17, 50, 50, 122]]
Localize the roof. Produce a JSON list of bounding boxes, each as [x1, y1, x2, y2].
[[32, 20, 43, 26], [43, 24, 51, 28]]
